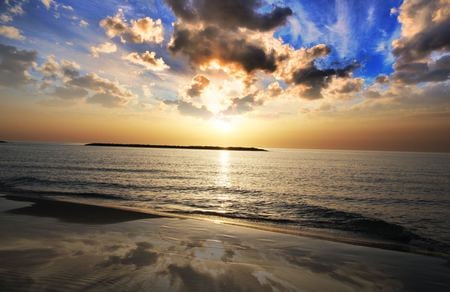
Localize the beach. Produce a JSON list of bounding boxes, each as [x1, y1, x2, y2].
[[1, 195, 449, 292], [1, 0, 449, 290]]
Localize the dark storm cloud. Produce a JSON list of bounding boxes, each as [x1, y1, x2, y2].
[[292, 62, 359, 99], [393, 18, 450, 64], [169, 25, 277, 73], [0, 43, 36, 87], [391, 1, 450, 85], [166, 0, 291, 76], [165, 0, 292, 31], [393, 55, 450, 84]]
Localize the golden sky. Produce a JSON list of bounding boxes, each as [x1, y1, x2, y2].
[[0, 0, 449, 152]]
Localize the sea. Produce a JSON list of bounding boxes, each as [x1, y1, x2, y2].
[[1, 142, 449, 255]]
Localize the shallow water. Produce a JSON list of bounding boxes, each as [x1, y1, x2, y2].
[[1, 142, 449, 253]]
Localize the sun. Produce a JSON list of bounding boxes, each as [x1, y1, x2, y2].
[[211, 117, 233, 132]]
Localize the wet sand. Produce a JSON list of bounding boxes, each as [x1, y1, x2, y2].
[[0, 195, 449, 291]]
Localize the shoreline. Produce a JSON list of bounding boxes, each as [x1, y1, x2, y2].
[[2, 193, 448, 259], [0, 194, 449, 291]]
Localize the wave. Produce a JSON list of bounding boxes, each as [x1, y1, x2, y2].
[[6, 176, 448, 208], [1, 176, 449, 255], [0, 164, 168, 174], [165, 207, 449, 255], [0, 176, 268, 196], [0, 184, 127, 201]]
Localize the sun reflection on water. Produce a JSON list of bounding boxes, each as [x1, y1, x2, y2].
[[217, 151, 230, 188], [216, 151, 231, 212]]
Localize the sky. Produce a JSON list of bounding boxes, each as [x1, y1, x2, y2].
[[0, 0, 449, 152]]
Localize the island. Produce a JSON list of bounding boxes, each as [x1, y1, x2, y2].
[[85, 143, 267, 152]]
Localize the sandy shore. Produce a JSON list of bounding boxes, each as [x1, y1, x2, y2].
[[0, 195, 449, 291]]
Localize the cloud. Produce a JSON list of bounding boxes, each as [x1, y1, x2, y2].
[[166, 0, 294, 80], [364, 89, 382, 99], [165, 99, 213, 118], [391, 0, 450, 84], [223, 94, 263, 115], [37, 54, 135, 107], [90, 42, 117, 57], [60, 4, 73, 11], [87, 92, 130, 108], [165, 0, 292, 31], [186, 75, 209, 97], [0, 14, 13, 23], [275, 43, 331, 83], [362, 77, 449, 105], [68, 73, 134, 107], [169, 25, 276, 74], [396, 0, 448, 39], [0, 0, 44, 23], [0, 25, 25, 40], [0, 43, 36, 87], [38, 55, 80, 81], [393, 54, 450, 84], [267, 81, 283, 97], [164, 0, 374, 117], [375, 74, 389, 84], [324, 77, 364, 99], [100, 9, 164, 44], [41, 0, 54, 10], [0, 43, 135, 108], [52, 85, 88, 100], [79, 19, 88, 27], [123, 51, 169, 71], [392, 17, 450, 64], [290, 62, 359, 99]]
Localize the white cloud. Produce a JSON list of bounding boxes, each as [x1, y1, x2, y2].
[[9, 2, 25, 15], [287, 2, 323, 44], [123, 51, 169, 71], [79, 19, 88, 27], [60, 4, 73, 11], [0, 14, 13, 23], [0, 25, 25, 40], [100, 10, 164, 44], [41, 0, 54, 10], [90, 42, 117, 57], [327, 0, 353, 58]]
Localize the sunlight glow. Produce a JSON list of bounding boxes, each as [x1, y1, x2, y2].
[[212, 118, 233, 132]]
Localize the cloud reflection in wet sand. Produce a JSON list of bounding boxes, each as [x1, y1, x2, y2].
[[0, 197, 449, 291]]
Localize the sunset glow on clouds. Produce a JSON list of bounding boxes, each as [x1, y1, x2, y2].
[[0, 0, 449, 151]]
